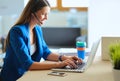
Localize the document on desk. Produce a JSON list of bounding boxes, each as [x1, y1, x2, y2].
[[59, 48, 77, 56], [50, 48, 77, 56], [50, 48, 90, 56]]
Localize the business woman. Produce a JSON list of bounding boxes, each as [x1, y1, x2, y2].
[[0, 0, 82, 81]]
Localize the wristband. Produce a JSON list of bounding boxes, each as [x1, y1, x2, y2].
[[58, 55, 63, 61]]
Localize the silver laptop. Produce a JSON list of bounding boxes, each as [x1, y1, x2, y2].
[[51, 39, 100, 73]]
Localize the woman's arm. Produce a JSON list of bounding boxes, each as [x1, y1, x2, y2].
[[28, 58, 77, 70], [29, 53, 67, 70], [29, 53, 83, 70], [46, 52, 82, 62], [46, 52, 61, 61], [29, 61, 63, 70], [46, 53, 83, 68], [46, 52, 73, 61]]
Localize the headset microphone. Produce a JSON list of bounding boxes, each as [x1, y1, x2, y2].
[[33, 13, 42, 25]]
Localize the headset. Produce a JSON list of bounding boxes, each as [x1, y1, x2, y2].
[[33, 13, 42, 25]]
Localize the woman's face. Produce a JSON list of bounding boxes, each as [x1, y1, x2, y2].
[[35, 6, 50, 25]]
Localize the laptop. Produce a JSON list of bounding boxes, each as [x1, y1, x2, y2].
[[51, 39, 100, 73]]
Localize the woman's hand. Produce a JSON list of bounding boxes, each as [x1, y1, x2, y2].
[[59, 59, 77, 68], [59, 55, 83, 69], [46, 53, 83, 69], [67, 56, 83, 64]]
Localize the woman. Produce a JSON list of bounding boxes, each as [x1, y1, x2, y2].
[[0, 0, 82, 81]]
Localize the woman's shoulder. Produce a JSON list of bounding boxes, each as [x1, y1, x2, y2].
[[11, 24, 29, 31], [10, 24, 29, 36]]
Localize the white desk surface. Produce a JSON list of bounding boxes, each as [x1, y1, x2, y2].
[[17, 56, 114, 81]]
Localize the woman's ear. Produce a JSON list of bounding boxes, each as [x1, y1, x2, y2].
[[31, 13, 34, 16], [31, 13, 36, 19]]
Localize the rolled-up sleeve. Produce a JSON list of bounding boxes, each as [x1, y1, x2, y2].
[[10, 28, 33, 70]]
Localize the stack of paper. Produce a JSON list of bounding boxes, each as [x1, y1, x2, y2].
[[50, 48, 90, 56], [58, 48, 77, 56]]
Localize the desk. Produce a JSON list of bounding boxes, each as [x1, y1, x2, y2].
[[17, 56, 114, 81]]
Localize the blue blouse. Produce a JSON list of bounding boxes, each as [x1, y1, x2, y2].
[[0, 23, 51, 81]]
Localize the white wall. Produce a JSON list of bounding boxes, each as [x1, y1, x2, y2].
[[88, 0, 120, 48]]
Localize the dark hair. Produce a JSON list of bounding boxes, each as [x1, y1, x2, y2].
[[4, 0, 50, 52], [31, 0, 50, 13]]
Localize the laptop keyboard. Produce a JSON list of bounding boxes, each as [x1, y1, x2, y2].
[[56, 62, 86, 72], [77, 62, 86, 69], [52, 62, 86, 73]]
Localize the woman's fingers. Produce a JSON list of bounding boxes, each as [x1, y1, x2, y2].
[[72, 56, 83, 64], [60, 56, 83, 69], [63, 59, 77, 69]]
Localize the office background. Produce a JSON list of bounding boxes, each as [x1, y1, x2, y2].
[[0, 1, 119, 81]]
